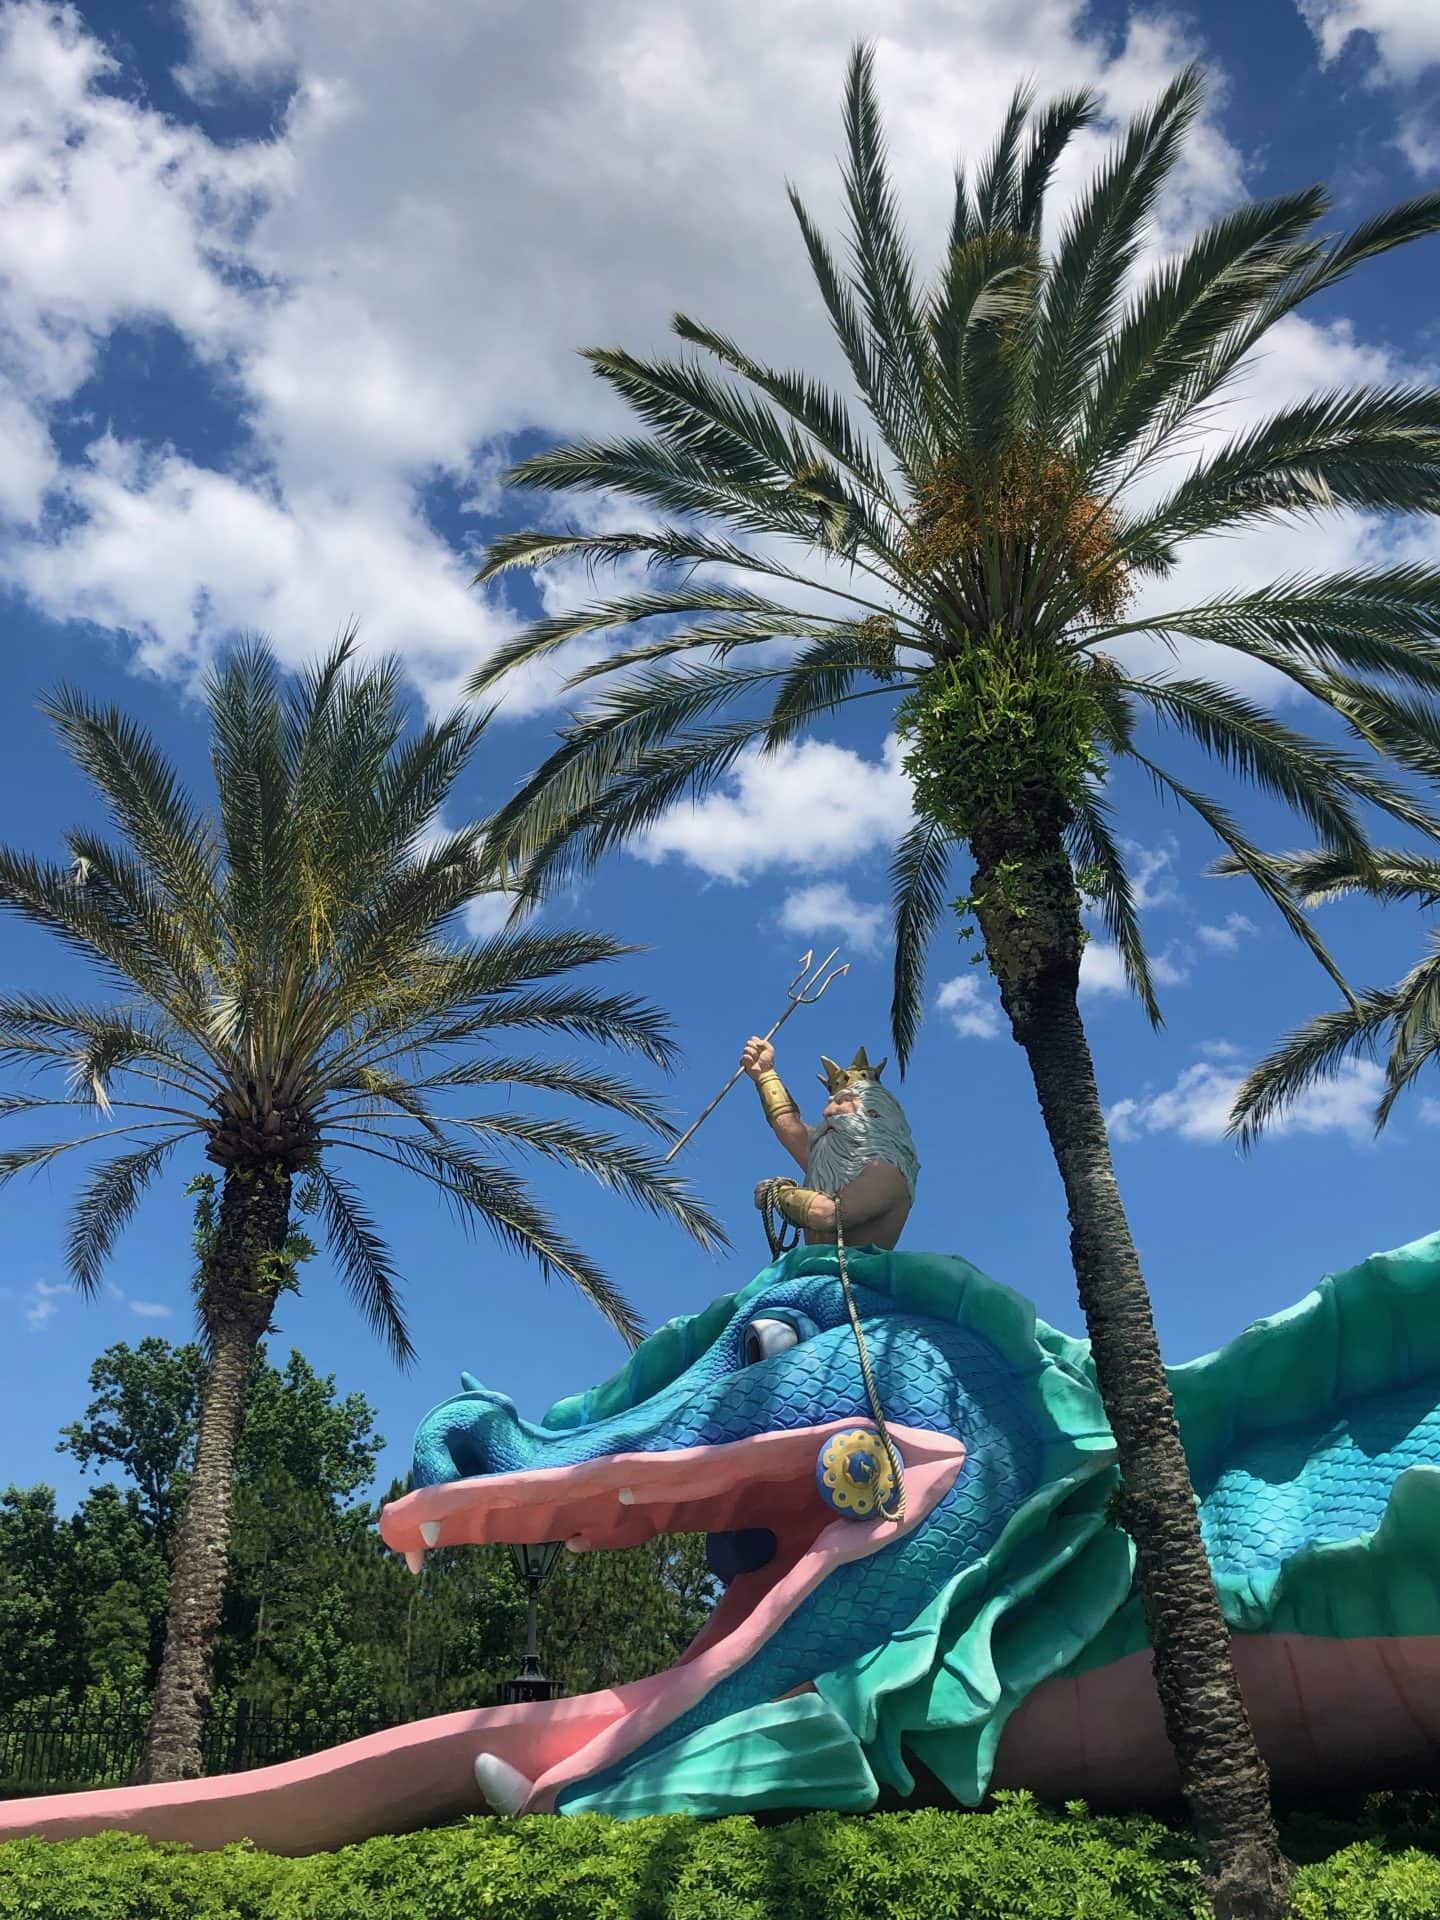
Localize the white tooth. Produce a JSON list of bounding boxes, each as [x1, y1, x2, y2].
[[405, 1549, 425, 1576], [420, 1520, 442, 1547], [475, 1752, 534, 1816], [618, 1487, 635, 1506], [565, 1533, 592, 1553]]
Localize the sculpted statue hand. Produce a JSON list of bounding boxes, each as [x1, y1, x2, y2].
[[740, 1036, 775, 1080]]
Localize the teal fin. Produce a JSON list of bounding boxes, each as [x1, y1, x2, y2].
[[554, 1693, 878, 1818]]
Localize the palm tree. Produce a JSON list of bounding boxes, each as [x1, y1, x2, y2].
[[463, 50, 1440, 1917], [0, 637, 723, 1784], [1229, 846, 1440, 1139]]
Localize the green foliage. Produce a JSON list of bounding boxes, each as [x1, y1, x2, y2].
[[187, 1170, 319, 1307], [0, 1487, 78, 1706], [58, 1338, 201, 1537], [896, 642, 1106, 842], [6, 1797, 1440, 1919], [0, 1802, 1209, 1920]]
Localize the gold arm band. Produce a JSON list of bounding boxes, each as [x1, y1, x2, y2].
[[776, 1185, 825, 1229], [755, 1068, 799, 1125]]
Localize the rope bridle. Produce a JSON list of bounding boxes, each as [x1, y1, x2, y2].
[[754, 1179, 907, 1525]]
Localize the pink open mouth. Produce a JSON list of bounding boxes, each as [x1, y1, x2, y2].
[[379, 1422, 966, 1812]]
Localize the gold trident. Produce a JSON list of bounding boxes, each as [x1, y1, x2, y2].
[[663, 947, 850, 1164]]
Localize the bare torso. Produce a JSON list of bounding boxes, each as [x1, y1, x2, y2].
[[800, 1158, 912, 1251]]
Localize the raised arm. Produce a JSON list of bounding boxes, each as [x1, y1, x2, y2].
[[741, 1036, 810, 1172]]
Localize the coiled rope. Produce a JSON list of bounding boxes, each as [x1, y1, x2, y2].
[[754, 1179, 907, 1524]]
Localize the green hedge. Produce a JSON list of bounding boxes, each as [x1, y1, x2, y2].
[[2, 1794, 1439, 1920]]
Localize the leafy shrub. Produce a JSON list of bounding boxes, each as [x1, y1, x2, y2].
[[0, 1793, 1437, 1920]]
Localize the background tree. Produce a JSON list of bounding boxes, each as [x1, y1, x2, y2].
[[1227, 847, 1440, 1140], [0, 636, 724, 1783], [0, 1488, 78, 1708], [466, 49, 1440, 1918], [59, 1337, 200, 1540], [2, 1335, 717, 1760]]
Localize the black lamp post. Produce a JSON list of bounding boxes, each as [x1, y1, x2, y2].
[[501, 1539, 565, 1704]]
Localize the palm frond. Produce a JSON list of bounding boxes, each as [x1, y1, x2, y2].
[[1077, 187, 1328, 480], [343, 1133, 645, 1345], [888, 815, 954, 1072], [1014, 88, 1098, 237], [40, 685, 224, 962], [1032, 65, 1205, 438], [207, 640, 295, 964], [1092, 567, 1440, 693], [1375, 950, 1440, 1127], [1119, 386, 1440, 562], [1212, 846, 1440, 908], [0, 848, 193, 1008], [668, 313, 896, 503], [1066, 784, 1160, 1026], [308, 1163, 415, 1368], [443, 1113, 729, 1249], [399, 1054, 677, 1135], [787, 181, 917, 474], [1122, 675, 1440, 851], [838, 43, 936, 473], [66, 1136, 183, 1295], [1228, 991, 1395, 1146], [1131, 753, 1353, 1000], [360, 988, 681, 1071], [467, 581, 840, 704]]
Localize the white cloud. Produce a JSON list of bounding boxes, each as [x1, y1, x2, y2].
[[0, 0, 1255, 707], [1150, 945, 1191, 987], [464, 893, 522, 940], [0, 0, 1425, 731], [1297, 0, 1440, 81], [1107, 1054, 1386, 1144], [1420, 1095, 1440, 1126], [779, 881, 884, 954], [1397, 115, 1440, 176], [21, 1278, 68, 1332], [129, 1300, 173, 1320], [1196, 912, 1257, 953], [638, 735, 914, 881], [1129, 843, 1177, 911], [936, 973, 1002, 1039], [1079, 941, 1129, 996], [12, 438, 516, 708]]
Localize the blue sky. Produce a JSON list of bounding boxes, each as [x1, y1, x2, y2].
[[1, 0, 1439, 1512]]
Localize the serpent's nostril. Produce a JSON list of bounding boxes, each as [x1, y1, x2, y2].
[[444, 1421, 491, 1480]]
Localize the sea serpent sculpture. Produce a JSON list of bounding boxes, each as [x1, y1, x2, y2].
[[6, 1232, 1440, 1852]]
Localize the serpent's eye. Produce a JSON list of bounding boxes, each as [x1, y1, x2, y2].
[[743, 1317, 800, 1366]]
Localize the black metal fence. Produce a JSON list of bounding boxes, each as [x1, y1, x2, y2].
[[0, 1698, 398, 1796]]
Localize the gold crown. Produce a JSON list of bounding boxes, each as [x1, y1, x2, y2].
[[818, 1046, 888, 1093]]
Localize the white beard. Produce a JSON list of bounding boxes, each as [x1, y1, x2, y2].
[[806, 1083, 920, 1198]]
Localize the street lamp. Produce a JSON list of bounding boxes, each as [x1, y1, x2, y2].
[[501, 1539, 565, 1704]]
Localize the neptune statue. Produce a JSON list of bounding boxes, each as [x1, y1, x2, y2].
[[743, 1039, 919, 1251]]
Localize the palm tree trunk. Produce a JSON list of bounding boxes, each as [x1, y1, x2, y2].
[[134, 1160, 293, 1784], [971, 804, 1291, 1920]]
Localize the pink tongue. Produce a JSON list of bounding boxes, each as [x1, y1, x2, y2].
[[0, 1694, 622, 1856]]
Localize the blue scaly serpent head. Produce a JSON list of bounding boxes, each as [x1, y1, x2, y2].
[[381, 1244, 1119, 1811]]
